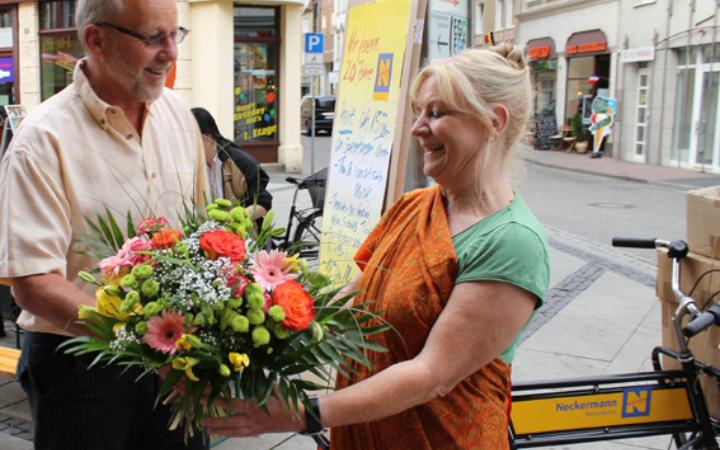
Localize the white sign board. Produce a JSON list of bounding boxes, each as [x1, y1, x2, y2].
[[0, 28, 12, 48], [621, 47, 655, 63], [304, 53, 323, 65], [427, 0, 468, 62], [304, 64, 324, 76]]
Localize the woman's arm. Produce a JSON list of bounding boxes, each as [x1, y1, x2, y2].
[[203, 280, 536, 436]]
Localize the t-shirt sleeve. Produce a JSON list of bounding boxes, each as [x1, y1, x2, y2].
[[0, 139, 72, 281], [455, 223, 550, 307]]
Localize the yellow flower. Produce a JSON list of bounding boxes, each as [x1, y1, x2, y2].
[[175, 334, 193, 352], [77, 304, 97, 320], [112, 322, 127, 336], [171, 357, 200, 382], [228, 352, 250, 372], [95, 288, 129, 320], [131, 302, 144, 316], [283, 254, 301, 272]]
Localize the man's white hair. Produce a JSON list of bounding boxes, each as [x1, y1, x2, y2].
[[75, 0, 126, 48]]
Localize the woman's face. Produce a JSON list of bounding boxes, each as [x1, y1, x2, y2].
[[410, 77, 487, 188], [202, 134, 217, 164]]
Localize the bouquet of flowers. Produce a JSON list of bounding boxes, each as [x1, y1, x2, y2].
[[62, 199, 387, 440]]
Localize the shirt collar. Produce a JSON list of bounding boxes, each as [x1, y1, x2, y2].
[[73, 59, 155, 132]]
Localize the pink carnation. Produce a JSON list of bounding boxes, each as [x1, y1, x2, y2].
[[99, 237, 153, 279], [226, 271, 249, 298], [249, 249, 298, 292], [143, 311, 185, 355], [135, 217, 170, 237]]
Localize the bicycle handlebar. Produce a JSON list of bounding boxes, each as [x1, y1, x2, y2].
[[612, 237, 712, 350], [612, 237, 689, 259], [684, 303, 720, 337], [611, 237, 657, 248]]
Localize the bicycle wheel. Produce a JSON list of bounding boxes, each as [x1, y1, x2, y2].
[[291, 210, 323, 260]]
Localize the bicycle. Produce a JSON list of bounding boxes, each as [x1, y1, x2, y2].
[[273, 167, 326, 260], [509, 238, 720, 449], [301, 237, 719, 450]]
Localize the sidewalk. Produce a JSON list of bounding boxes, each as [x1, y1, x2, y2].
[[520, 147, 720, 190], [0, 151, 717, 450]]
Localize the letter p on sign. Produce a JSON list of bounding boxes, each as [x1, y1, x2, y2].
[[305, 33, 324, 53]]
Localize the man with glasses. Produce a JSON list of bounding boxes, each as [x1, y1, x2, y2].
[[0, 0, 208, 448]]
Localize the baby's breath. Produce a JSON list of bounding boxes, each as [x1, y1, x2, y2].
[[110, 328, 141, 352]]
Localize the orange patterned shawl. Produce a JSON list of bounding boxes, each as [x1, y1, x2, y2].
[[331, 185, 511, 450]]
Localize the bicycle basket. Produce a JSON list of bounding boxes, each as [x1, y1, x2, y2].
[[299, 168, 327, 209]]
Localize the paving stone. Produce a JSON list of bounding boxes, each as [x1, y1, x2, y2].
[[522, 271, 655, 362], [0, 382, 25, 408], [212, 433, 315, 450], [0, 398, 32, 422], [0, 432, 33, 450]]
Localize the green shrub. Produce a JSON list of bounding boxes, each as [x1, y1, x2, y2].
[[572, 112, 586, 142]]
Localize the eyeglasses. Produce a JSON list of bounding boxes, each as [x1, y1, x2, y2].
[[95, 22, 190, 47]]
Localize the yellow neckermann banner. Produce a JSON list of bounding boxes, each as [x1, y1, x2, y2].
[[319, 0, 413, 283], [511, 386, 693, 435]]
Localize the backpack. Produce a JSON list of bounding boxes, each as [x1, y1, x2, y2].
[[221, 157, 248, 202]]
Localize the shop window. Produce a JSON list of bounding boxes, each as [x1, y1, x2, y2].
[[39, 0, 83, 101], [564, 56, 594, 125], [634, 68, 649, 157], [475, 1, 484, 36], [0, 8, 15, 106], [672, 67, 695, 162], [233, 6, 279, 145], [701, 45, 720, 64]]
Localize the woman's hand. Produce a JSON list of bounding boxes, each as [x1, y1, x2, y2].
[[202, 394, 305, 437]]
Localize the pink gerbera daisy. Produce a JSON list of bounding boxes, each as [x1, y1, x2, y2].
[[250, 249, 298, 291], [143, 311, 185, 355]]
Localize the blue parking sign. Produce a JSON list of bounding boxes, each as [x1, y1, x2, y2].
[[305, 33, 324, 53]]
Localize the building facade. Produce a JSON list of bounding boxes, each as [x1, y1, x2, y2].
[[4, 0, 304, 169], [515, 0, 618, 151], [617, 0, 719, 172], [514, 0, 720, 173]]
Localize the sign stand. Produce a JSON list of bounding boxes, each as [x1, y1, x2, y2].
[[304, 33, 325, 175], [0, 105, 26, 157]]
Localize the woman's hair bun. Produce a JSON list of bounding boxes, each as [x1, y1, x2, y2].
[[491, 42, 526, 70]]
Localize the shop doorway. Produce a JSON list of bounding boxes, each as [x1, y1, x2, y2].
[[691, 68, 719, 170], [564, 54, 610, 128], [673, 46, 720, 173]]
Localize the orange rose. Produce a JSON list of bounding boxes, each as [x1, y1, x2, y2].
[[151, 228, 182, 249], [199, 230, 246, 262], [272, 280, 314, 331]]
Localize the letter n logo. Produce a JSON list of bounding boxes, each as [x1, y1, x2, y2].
[[373, 53, 393, 101], [622, 387, 652, 417]]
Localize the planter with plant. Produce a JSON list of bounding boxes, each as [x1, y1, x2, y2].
[[572, 111, 588, 153]]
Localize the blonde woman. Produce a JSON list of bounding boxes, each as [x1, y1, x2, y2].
[[203, 43, 550, 450]]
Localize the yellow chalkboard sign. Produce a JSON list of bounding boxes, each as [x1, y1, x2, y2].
[[319, 0, 421, 282]]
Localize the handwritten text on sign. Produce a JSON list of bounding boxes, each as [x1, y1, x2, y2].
[[319, 0, 412, 283]]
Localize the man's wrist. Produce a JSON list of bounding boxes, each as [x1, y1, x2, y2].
[[300, 397, 324, 435]]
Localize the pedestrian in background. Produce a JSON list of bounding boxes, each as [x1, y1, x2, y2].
[[202, 43, 550, 449], [0, 0, 208, 448], [192, 107, 273, 220]]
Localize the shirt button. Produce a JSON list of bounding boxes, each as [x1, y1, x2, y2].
[[151, 172, 157, 179]]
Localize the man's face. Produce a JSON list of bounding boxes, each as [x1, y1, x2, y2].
[[101, 0, 179, 102]]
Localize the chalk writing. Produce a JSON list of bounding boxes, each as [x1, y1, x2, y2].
[[319, 0, 413, 283]]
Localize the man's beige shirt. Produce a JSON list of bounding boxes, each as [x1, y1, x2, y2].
[[0, 61, 209, 335]]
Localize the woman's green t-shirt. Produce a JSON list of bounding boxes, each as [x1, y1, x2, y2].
[[452, 194, 550, 364]]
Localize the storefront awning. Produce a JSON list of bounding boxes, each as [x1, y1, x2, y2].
[[566, 29, 607, 56], [526, 37, 556, 61]]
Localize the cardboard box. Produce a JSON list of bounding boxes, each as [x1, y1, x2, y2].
[[687, 185, 720, 259], [656, 249, 720, 418]]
